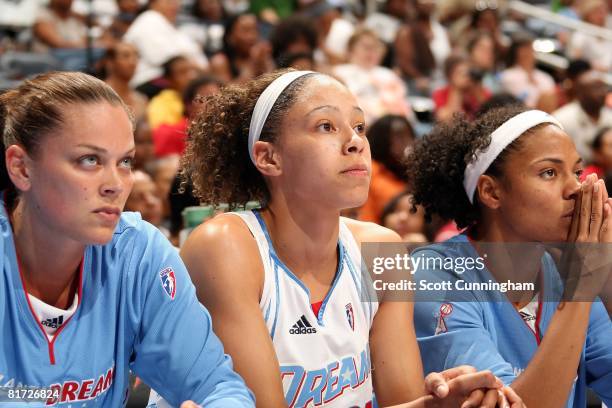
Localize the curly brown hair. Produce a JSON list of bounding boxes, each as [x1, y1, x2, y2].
[[181, 69, 318, 209], [406, 105, 557, 229]]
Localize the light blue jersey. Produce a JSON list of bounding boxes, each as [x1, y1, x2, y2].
[[413, 234, 612, 408], [0, 197, 254, 407]]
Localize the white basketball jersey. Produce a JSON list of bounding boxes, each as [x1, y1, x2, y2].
[[234, 211, 379, 408]]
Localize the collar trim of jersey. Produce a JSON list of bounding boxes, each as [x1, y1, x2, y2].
[[17, 253, 84, 365]]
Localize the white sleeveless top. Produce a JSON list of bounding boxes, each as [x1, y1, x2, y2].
[[234, 210, 379, 408]]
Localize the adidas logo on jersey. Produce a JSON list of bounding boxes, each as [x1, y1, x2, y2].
[[289, 315, 317, 334], [519, 311, 536, 322], [41, 315, 64, 329]]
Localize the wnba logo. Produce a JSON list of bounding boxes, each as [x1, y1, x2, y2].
[[435, 303, 453, 335]]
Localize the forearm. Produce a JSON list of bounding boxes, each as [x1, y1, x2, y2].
[[510, 302, 592, 408], [34, 23, 85, 48], [384, 395, 429, 408]]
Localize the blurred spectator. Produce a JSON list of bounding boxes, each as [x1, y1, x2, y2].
[[269, 15, 318, 69], [412, 0, 451, 78], [567, 0, 612, 72], [559, 59, 592, 105], [125, 170, 167, 236], [250, 0, 295, 24], [147, 55, 198, 130], [500, 34, 556, 110], [465, 30, 501, 92], [301, 1, 354, 65], [133, 119, 155, 171], [152, 75, 223, 157], [381, 191, 427, 243], [280, 52, 316, 70], [209, 12, 274, 82], [582, 127, 612, 179], [123, 0, 208, 91], [433, 54, 491, 122], [555, 0, 579, 19], [152, 155, 181, 219], [553, 70, 612, 163], [360, 114, 415, 223], [475, 92, 523, 117], [168, 174, 199, 244], [222, 0, 249, 15], [393, 0, 450, 96], [32, 0, 111, 71], [467, 4, 507, 63], [333, 29, 412, 123], [364, 0, 412, 45], [32, 0, 88, 52], [179, 0, 226, 56], [104, 42, 148, 120], [105, 0, 141, 40], [393, 23, 437, 96], [437, 0, 504, 25], [551, 0, 580, 47]]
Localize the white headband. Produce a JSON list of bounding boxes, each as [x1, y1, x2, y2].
[[248, 70, 315, 165], [463, 110, 563, 203]]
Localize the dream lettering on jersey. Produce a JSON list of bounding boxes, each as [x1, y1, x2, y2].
[[0, 365, 115, 406], [280, 349, 372, 407]]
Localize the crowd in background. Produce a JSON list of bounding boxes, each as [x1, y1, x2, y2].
[[1, 0, 612, 245], [1, 1, 611, 406]]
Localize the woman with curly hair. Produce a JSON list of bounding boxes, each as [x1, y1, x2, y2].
[[408, 106, 612, 407], [150, 69, 524, 407]]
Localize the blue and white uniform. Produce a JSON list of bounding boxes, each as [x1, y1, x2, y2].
[[234, 211, 378, 408], [0, 197, 254, 407], [413, 234, 612, 408], [149, 210, 379, 408]]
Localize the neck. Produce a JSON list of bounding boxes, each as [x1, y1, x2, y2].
[[11, 200, 84, 309], [471, 215, 542, 299], [261, 193, 340, 278], [472, 213, 522, 242], [106, 77, 131, 96], [581, 103, 601, 121], [518, 62, 533, 72]]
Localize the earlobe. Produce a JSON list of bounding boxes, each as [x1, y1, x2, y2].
[[5, 145, 32, 192], [252, 141, 282, 177], [476, 175, 502, 210]]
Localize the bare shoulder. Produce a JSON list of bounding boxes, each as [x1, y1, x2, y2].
[[180, 213, 263, 297], [182, 212, 255, 254], [341, 217, 402, 245]]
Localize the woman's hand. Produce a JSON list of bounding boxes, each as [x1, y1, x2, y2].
[[422, 365, 525, 408], [500, 386, 526, 408], [563, 174, 612, 300]]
